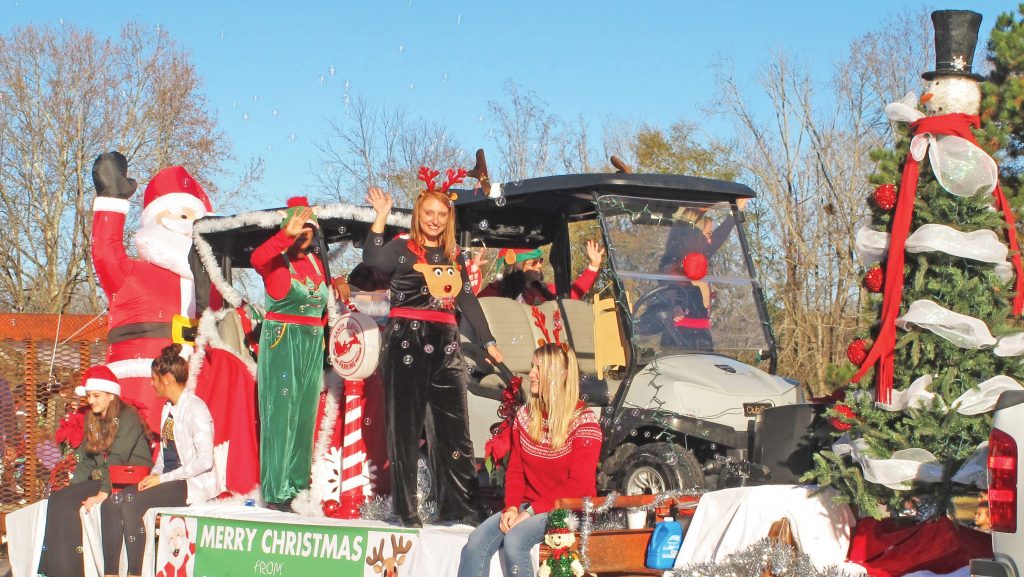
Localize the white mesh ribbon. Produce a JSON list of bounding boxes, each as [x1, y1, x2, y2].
[[876, 374, 946, 413], [885, 93, 926, 123], [916, 133, 997, 197], [951, 442, 989, 489], [854, 224, 1011, 281], [855, 226, 889, 267], [952, 375, 1024, 415], [996, 333, 1024, 357], [896, 299, 997, 349], [885, 93, 998, 198], [832, 434, 943, 490]]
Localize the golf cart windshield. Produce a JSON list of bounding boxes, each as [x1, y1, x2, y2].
[[597, 195, 771, 362]]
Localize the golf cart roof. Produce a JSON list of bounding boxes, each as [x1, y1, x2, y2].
[[193, 206, 412, 270], [454, 173, 756, 247]]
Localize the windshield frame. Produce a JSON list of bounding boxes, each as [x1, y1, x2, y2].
[[594, 191, 778, 374]]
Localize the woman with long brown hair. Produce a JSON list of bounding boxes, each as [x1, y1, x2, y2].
[[38, 365, 153, 577], [100, 344, 217, 577], [457, 344, 602, 577], [363, 168, 504, 528]]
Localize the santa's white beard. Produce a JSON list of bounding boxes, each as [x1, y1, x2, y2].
[[134, 222, 194, 280]]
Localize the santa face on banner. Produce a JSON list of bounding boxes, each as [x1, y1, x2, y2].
[[91, 152, 212, 433]]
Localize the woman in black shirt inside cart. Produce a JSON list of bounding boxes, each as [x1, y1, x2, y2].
[[363, 167, 503, 528]]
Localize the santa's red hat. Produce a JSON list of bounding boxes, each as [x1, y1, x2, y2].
[[141, 166, 212, 225], [75, 365, 122, 397]]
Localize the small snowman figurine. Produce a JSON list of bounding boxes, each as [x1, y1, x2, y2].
[[538, 509, 586, 577]]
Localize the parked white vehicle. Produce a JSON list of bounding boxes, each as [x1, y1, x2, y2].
[[972, 390, 1024, 577]]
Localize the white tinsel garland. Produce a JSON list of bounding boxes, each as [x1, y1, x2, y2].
[[191, 202, 411, 310]]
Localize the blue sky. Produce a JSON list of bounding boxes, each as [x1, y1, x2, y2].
[[2, 1, 1017, 210]]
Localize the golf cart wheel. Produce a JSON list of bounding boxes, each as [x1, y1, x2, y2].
[[615, 442, 704, 495]]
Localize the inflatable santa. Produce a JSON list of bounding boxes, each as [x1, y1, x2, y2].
[[91, 152, 212, 433]]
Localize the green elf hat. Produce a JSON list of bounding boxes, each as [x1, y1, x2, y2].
[[546, 509, 577, 534], [281, 196, 319, 230], [501, 247, 544, 266]]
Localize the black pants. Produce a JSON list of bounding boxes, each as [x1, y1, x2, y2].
[[100, 480, 188, 575], [381, 318, 478, 521], [38, 479, 102, 577]]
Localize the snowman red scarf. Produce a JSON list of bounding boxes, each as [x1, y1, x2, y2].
[[852, 112, 1024, 404]]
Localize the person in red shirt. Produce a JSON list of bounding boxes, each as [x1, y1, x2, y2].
[[477, 241, 604, 305], [457, 344, 602, 577]]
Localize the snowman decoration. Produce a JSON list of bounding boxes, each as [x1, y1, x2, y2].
[[851, 9, 1024, 405], [538, 509, 586, 577]]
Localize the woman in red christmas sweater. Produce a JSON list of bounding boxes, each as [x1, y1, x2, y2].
[[457, 344, 602, 577]]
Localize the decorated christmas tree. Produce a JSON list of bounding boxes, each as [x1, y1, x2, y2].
[[809, 9, 1024, 520]]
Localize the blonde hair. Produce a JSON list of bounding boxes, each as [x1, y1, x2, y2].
[[527, 344, 581, 450], [410, 190, 458, 260]]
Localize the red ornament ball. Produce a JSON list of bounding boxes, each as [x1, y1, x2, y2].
[[830, 403, 857, 431], [864, 266, 884, 293], [847, 339, 869, 366], [873, 184, 897, 211], [682, 252, 708, 280], [322, 499, 341, 518]]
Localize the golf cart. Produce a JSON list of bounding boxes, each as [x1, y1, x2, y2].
[[454, 173, 826, 494], [192, 173, 827, 499]]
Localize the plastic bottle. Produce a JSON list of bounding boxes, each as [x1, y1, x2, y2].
[[645, 516, 684, 570]]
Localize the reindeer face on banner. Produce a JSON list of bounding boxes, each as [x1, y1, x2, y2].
[[365, 534, 414, 576]]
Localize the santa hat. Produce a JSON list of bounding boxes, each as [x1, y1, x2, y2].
[[74, 365, 121, 397], [500, 248, 544, 266], [141, 166, 212, 226], [281, 196, 319, 229]]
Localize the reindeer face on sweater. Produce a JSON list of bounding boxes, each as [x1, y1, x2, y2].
[[413, 263, 461, 309]]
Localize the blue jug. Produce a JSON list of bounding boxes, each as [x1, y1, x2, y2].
[[645, 516, 684, 570]]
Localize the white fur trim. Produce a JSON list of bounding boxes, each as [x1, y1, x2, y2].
[[142, 193, 207, 225], [75, 378, 121, 397], [107, 358, 156, 380], [186, 308, 258, 392], [93, 197, 130, 214]]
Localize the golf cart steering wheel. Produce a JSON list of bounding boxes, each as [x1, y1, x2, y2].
[[631, 285, 676, 337]]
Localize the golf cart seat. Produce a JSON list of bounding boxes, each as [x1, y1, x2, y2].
[[461, 297, 609, 406]]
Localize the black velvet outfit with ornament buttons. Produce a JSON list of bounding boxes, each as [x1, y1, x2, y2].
[[363, 231, 495, 522]]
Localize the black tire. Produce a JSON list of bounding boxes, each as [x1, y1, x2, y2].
[[598, 442, 638, 491], [614, 442, 705, 495]]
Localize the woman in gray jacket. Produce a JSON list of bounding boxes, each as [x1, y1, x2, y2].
[[100, 344, 218, 577]]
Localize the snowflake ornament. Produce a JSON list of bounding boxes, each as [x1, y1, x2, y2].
[[951, 54, 967, 72], [311, 445, 342, 502]]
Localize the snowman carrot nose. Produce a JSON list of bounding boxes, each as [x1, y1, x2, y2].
[[920, 93, 934, 104]]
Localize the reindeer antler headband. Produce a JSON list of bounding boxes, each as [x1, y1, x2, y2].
[[418, 166, 467, 204]]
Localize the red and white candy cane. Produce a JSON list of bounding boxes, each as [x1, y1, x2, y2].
[[336, 378, 371, 518]]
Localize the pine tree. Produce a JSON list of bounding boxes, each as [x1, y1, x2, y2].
[[808, 8, 1024, 520]]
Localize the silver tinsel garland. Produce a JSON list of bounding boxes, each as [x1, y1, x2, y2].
[[670, 538, 851, 577], [358, 494, 439, 525], [577, 489, 704, 573]]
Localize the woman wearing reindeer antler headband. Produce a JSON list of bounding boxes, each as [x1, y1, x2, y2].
[[364, 167, 504, 528]]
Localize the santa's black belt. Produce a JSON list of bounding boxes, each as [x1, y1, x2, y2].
[[107, 319, 197, 345]]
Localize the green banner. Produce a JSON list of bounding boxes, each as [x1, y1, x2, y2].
[[154, 513, 419, 577]]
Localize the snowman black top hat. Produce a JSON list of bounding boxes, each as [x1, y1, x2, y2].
[[923, 9, 984, 81]]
